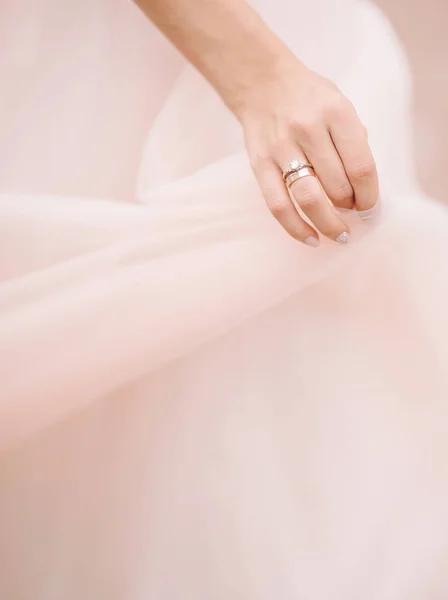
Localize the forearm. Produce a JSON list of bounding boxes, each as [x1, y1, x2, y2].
[[133, 0, 297, 119]]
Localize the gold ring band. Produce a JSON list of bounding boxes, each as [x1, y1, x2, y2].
[[285, 167, 316, 187]]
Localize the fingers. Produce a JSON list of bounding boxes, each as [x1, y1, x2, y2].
[[275, 144, 350, 243], [288, 171, 350, 242], [301, 127, 355, 210], [330, 106, 379, 211], [254, 160, 320, 246]]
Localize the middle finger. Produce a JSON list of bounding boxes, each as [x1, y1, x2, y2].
[[302, 129, 355, 210]]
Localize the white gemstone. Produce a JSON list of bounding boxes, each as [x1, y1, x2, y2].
[[289, 160, 302, 170]]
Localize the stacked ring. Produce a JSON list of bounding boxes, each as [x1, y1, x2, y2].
[[284, 166, 316, 188], [282, 159, 314, 182]]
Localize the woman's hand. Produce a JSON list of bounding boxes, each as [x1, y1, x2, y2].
[[135, 0, 379, 245], [238, 61, 379, 246]]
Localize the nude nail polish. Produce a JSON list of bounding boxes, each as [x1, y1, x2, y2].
[[305, 236, 320, 247]]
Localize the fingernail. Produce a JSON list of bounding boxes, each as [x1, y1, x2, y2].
[[305, 236, 320, 247], [335, 231, 350, 244]]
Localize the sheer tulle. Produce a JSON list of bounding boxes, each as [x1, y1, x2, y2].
[[1, 1, 448, 598]]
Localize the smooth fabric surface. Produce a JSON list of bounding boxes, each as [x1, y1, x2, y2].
[[1, 1, 448, 598]]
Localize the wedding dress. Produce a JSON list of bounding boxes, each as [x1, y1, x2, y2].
[[1, 0, 448, 598]]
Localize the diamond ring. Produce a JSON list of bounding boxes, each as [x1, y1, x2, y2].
[[282, 159, 314, 182], [284, 167, 317, 188]]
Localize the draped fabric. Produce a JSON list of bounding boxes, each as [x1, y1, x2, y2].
[[1, 1, 448, 597]]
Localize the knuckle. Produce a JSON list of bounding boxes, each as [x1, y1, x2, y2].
[[325, 94, 349, 119], [268, 199, 289, 218], [296, 185, 320, 209], [261, 187, 278, 205], [272, 121, 301, 152], [271, 137, 292, 157], [294, 117, 319, 140], [331, 182, 353, 203], [284, 117, 302, 137], [349, 160, 376, 181]]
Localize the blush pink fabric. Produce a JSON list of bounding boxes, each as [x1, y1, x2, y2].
[[1, 0, 448, 598]]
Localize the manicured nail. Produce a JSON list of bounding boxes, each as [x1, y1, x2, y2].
[[305, 236, 320, 247], [335, 231, 349, 244]]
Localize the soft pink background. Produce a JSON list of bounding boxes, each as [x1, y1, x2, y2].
[[2, 2, 448, 598], [374, 0, 448, 202]]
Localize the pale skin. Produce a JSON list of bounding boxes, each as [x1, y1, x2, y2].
[[134, 0, 379, 246]]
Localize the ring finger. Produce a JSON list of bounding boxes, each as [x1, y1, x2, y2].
[[280, 149, 350, 243]]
